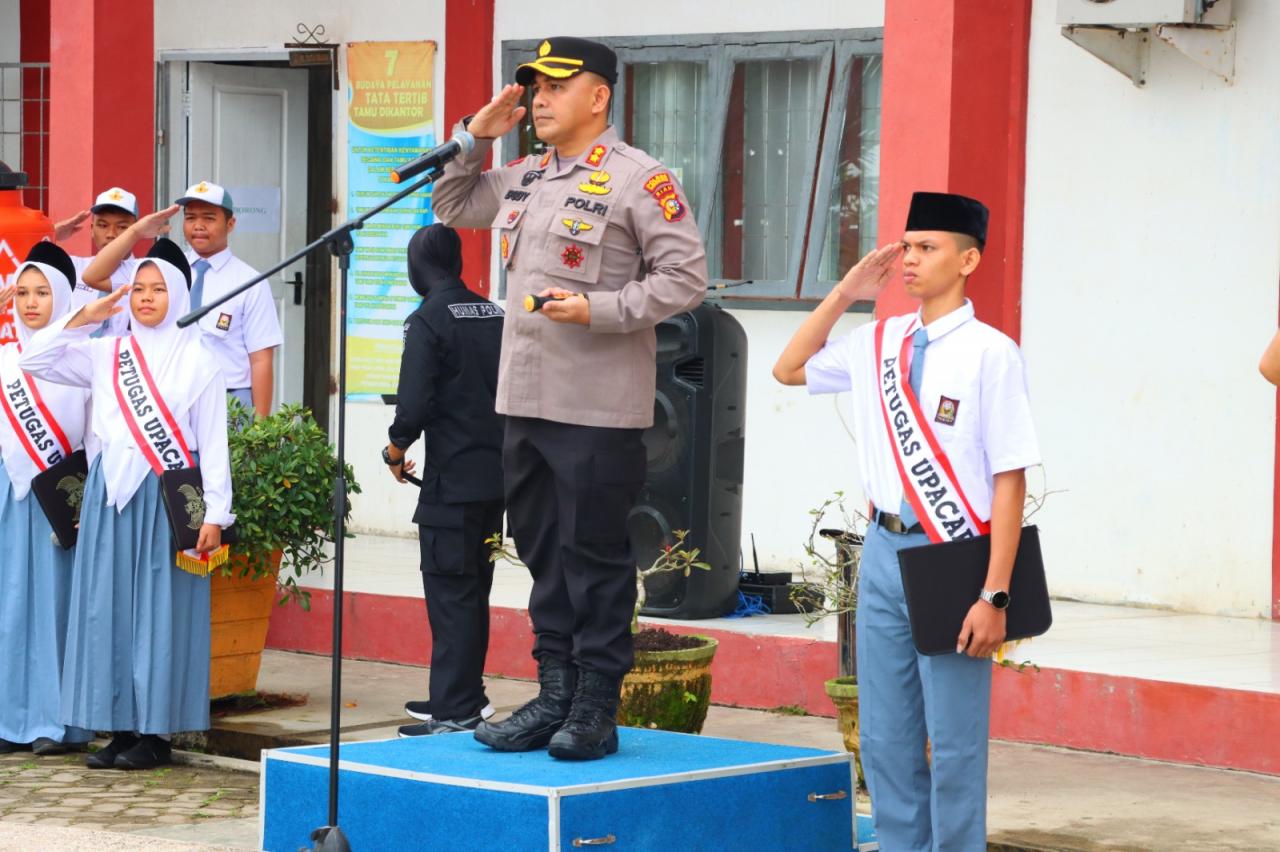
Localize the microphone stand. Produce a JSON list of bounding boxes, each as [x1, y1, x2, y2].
[[178, 166, 445, 852]]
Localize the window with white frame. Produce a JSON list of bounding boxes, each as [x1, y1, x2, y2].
[[500, 30, 882, 304]]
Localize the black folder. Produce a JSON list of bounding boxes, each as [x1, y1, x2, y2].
[[896, 525, 1052, 656], [160, 467, 238, 551], [31, 449, 88, 550]]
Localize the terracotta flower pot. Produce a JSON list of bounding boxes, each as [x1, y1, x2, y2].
[[209, 551, 282, 699], [824, 675, 864, 788], [619, 636, 718, 734]]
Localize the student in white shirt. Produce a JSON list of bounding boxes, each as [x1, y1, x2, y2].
[[174, 182, 282, 417], [773, 192, 1040, 851], [81, 182, 283, 417], [52, 187, 143, 337]]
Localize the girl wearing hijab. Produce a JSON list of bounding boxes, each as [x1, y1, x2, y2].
[[0, 242, 94, 757], [20, 237, 233, 770]]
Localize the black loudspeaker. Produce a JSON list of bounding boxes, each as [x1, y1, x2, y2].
[[631, 303, 747, 619]]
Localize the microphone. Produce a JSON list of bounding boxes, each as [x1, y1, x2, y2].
[[390, 132, 476, 183]]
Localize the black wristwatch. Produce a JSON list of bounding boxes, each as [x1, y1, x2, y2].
[[980, 589, 1011, 610], [381, 445, 402, 466]]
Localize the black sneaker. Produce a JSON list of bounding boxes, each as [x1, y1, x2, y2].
[[403, 700, 433, 721], [404, 701, 496, 723], [113, 735, 171, 770], [31, 737, 67, 756], [398, 715, 483, 737], [0, 738, 29, 755], [33, 737, 87, 756], [85, 732, 139, 769]]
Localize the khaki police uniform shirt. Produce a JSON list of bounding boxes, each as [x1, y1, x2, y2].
[[433, 124, 708, 429]]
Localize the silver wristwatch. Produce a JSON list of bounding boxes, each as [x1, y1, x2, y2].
[[979, 588, 1011, 610]]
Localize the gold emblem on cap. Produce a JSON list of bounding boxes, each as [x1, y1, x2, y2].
[[539, 41, 551, 57], [108, 189, 123, 201], [196, 181, 209, 193]]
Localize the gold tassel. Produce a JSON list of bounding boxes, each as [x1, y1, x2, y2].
[[175, 544, 229, 576], [995, 638, 1028, 664]]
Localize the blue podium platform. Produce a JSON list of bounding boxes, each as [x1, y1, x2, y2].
[[261, 728, 875, 851]]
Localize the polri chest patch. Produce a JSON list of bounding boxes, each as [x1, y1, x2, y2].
[[935, 396, 960, 426], [216, 312, 233, 332], [448, 303, 505, 320]]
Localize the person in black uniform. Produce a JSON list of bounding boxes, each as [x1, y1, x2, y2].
[[382, 224, 505, 736]]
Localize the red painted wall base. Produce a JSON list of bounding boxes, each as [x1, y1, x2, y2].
[[267, 589, 1280, 776]]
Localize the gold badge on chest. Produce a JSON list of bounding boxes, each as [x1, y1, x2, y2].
[[578, 171, 611, 196]]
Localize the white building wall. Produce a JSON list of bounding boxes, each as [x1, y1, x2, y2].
[[150, 0, 1280, 616], [155, 0, 450, 543], [352, 0, 890, 565], [1021, 1, 1279, 616]]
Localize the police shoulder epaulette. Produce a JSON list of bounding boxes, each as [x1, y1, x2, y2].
[[610, 143, 662, 173]]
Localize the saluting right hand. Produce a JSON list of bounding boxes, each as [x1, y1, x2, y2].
[[0, 285, 14, 314], [467, 85, 528, 139], [69, 284, 130, 329], [134, 204, 181, 239], [834, 243, 903, 304]]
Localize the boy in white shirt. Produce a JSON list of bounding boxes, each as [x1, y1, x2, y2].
[[773, 192, 1041, 850], [82, 182, 282, 416], [53, 187, 141, 336]]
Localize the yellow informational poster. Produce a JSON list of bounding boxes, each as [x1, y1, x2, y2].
[[345, 41, 436, 399]]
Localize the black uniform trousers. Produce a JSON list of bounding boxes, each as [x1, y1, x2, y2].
[[418, 498, 504, 721], [503, 416, 647, 679]]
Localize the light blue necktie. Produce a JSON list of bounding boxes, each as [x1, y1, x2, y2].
[[190, 259, 210, 310], [898, 327, 929, 529]]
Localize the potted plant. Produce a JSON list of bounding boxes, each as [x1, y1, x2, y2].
[[209, 401, 360, 698], [790, 493, 867, 786], [620, 530, 717, 733], [489, 529, 717, 734]]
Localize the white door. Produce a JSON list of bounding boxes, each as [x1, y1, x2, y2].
[[180, 62, 309, 411]]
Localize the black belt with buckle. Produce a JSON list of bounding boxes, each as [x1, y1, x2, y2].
[[873, 509, 923, 535]]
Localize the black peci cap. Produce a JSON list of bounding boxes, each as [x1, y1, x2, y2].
[[905, 192, 990, 250], [146, 237, 193, 288], [23, 241, 77, 295], [515, 37, 618, 86]]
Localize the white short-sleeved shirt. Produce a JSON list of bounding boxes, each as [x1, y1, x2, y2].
[[184, 247, 283, 390], [70, 254, 135, 337], [805, 300, 1040, 522]]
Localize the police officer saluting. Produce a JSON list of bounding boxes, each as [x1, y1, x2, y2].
[[383, 224, 504, 737], [433, 37, 708, 760]]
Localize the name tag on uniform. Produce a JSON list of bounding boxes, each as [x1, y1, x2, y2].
[[448, 303, 504, 319], [216, 312, 233, 331]]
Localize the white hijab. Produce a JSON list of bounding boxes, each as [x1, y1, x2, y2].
[[0, 258, 90, 500], [97, 252, 222, 512]]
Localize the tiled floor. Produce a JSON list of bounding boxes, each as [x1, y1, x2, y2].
[[319, 532, 1280, 694]]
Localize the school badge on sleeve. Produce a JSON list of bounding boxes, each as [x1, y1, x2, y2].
[[935, 396, 960, 426]]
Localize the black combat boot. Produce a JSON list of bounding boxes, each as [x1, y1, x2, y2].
[[547, 669, 622, 761], [474, 657, 576, 752]]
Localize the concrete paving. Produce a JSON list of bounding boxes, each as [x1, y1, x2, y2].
[[0, 747, 259, 851], [4, 649, 1278, 850]]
